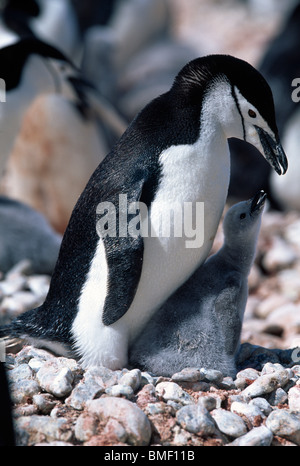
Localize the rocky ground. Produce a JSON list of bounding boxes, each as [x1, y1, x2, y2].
[[1, 205, 300, 447], [1, 0, 300, 449]]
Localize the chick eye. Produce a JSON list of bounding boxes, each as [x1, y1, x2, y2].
[[248, 109, 257, 118], [240, 213, 246, 219]]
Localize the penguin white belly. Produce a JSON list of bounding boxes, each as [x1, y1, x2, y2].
[[125, 139, 230, 340], [72, 136, 230, 369]]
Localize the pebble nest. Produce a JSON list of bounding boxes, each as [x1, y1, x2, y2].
[[1, 206, 300, 447]]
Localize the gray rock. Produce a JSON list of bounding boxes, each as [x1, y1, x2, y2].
[[241, 368, 290, 398], [84, 366, 118, 389], [219, 376, 235, 389], [266, 410, 300, 445], [155, 381, 194, 405], [14, 404, 39, 417], [10, 379, 41, 404], [262, 236, 297, 273], [26, 275, 50, 299], [28, 358, 45, 373], [268, 387, 288, 406], [171, 367, 203, 383], [118, 368, 141, 391], [235, 367, 260, 390], [230, 401, 265, 425], [7, 363, 34, 384], [32, 394, 57, 414], [15, 415, 73, 445], [65, 374, 105, 410], [14, 346, 56, 365], [145, 402, 166, 415], [140, 371, 155, 386], [211, 408, 247, 438], [227, 425, 273, 446], [36, 361, 74, 398], [197, 395, 217, 412], [86, 397, 151, 446], [0, 275, 27, 296], [65, 366, 119, 410], [200, 368, 223, 385], [261, 362, 286, 375], [249, 397, 273, 416], [1, 292, 41, 318], [288, 385, 300, 413], [176, 405, 216, 435], [105, 384, 135, 399], [74, 413, 98, 442]]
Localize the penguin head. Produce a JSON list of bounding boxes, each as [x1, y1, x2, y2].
[[0, 37, 91, 106], [173, 55, 288, 176], [223, 190, 266, 247]]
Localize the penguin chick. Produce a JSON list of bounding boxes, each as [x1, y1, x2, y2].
[[0, 196, 61, 274], [129, 191, 267, 378], [0, 55, 287, 369]]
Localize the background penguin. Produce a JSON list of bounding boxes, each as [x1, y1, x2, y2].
[[129, 191, 267, 378], [80, 0, 198, 122], [0, 37, 126, 231], [228, 0, 300, 206], [0, 196, 61, 274], [0, 37, 89, 178], [0, 0, 80, 60], [262, 1, 300, 211], [0, 55, 287, 370]]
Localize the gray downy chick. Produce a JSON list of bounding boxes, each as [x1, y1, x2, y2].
[[129, 191, 266, 378]]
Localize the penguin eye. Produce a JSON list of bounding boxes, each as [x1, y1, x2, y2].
[[248, 109, 257, 118], [240, 213, 246, 219]]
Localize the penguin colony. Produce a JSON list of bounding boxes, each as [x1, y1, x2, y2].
[[0, 53, 287, 370]]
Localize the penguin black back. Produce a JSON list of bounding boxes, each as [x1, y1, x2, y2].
[[1, 0, 40, 38]]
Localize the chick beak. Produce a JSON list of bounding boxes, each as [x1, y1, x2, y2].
[[250, 189, 267, 215]]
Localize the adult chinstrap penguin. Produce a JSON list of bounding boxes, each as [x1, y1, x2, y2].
[[129, 191, 267, 377], [0, 55, 287, 369], [0, 37, 104, 178]]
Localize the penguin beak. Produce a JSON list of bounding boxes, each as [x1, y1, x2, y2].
[[250, 190, 267, 215], [255, 126, 288, 176]]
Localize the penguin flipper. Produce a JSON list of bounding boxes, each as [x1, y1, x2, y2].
[[100, 173, 155, 326], [102, 234, 144, 325]]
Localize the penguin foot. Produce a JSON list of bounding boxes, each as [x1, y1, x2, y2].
[[0, 308, 72, 358], [71, 318, 129, 370]]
